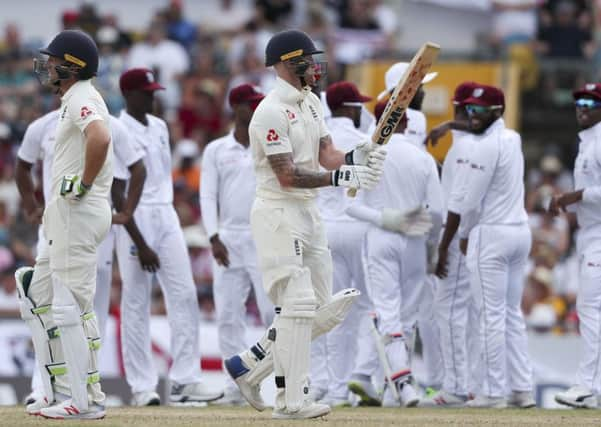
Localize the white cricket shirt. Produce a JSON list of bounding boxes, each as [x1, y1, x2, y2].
[[53, 80, 112, 202], [574, 121, 601, 253], [201, 131, 255, 238], [441, 130, 473, 217], [249, 77, 329, 201], [454, 119, 528, 238], [318, 116, 367, 222], [18, 110, 142, 203], [119, 110, 173, 205]]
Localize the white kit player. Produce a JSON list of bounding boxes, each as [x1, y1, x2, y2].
[[438, 84, 535, 409], [347, 101, 443, 408], [114, 68, 223, 406], [553, 83, 601, 409], [15, 109, 145, 405], [419, 81, 476, 408], [200, 83, 274, 404], [223, 30, 385, 419], [15, 30, 113, 419], [309, 81, 375, 407]]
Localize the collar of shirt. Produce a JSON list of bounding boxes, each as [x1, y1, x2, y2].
[[475, 117, 505, 139], [61, 79, 92, 103], [119, 109, 150, 133], [274, 77, 311, 105], [578, 120, 601, 143], [224, 129, 250, 151]]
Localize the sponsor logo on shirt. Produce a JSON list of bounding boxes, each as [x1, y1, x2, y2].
[[308, 105, 319, 121], [60, 106, 68, 120], [80, 106, 93, 119], [286, 109, 296, 120], [470, 163, 485, 171], [587, 261, 601, 268], [266, 129, 280, 146]]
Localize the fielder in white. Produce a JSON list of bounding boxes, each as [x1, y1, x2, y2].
[[15, 30, 113, 419], [223, 29, 385, 419], [309, 81, 376, 407], [419, 81, 476, 407], [347, 104, 443, 408], [200, 83, 274, 405], [553, 83, 601, 409], [15, 109, 145, 405], [114, 68, 223, 406], [438, 84, 534, 409]]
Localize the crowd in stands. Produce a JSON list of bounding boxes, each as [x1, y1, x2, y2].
[[0, 0, 598, 334]]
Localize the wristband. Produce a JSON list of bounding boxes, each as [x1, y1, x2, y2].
[[344, 150, 355, 165]]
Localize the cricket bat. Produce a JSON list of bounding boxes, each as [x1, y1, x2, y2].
[[348, 41, 441, 197]]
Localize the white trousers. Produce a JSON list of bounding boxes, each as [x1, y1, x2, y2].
[[116, 204, 202, 393], [575, 244, 601, 394], [213, 229, 274, 392], [418, 274, 443, 388], [435, 236, 474, 396], [310, 220, 372, 398], [466, 223, 533, 398], [364, 227, 426, 375]]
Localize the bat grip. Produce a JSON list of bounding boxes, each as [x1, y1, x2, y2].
[[347, 188, 357, 197]]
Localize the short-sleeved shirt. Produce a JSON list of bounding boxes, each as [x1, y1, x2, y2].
[[18, 109, 141, 203], [119, 110, 173, 205], [53, 80, 112, 202], [249, 77, 329, 201]]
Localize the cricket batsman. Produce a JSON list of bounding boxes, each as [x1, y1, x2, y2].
[[15, 30, 112, 419], [223, 29, 385, 419]]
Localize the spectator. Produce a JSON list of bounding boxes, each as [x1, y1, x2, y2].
[[490, 1, 539, 49], [177, 79, 223, 141], [199, 0, 255, 36], [172, 139, 201, 193], [163, 0, 198, 51]]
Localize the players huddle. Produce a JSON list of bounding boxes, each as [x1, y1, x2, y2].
[[13, 28, 601, 420]]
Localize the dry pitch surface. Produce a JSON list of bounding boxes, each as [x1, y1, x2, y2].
[[3, 406, 601, 427]]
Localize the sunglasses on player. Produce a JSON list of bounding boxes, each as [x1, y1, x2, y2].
[[464, 104, 502, 115], [574, 98, 601, 110]]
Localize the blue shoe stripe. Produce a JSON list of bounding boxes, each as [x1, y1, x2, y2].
[[224, 356, 249, 379]]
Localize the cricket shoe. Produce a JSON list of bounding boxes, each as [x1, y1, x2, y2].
[[382, 381, 420, 408], [319, 395, 352, 408], [131, 391, 160, 406], [464, 395, 508, 408], [272, 400, 331, 419], [555, 385, 597, 409], [24, 390, 43, 406], [508, 391, 536, 408], [26, 392, 69, 416], [418, 390, 467, 408], [209, 388, 247, 406], [40, 399, 106, 420], [224, 355, 266, 411], [169, 382, 223, 405], [348, 375, 381, 406]]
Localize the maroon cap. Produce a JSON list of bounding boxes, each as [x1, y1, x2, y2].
[[119, 68, 164, 93], [462, 84, 505, 108], [453, 81, 478, 105], [573, 83, 601, 101], [326, 81, 372, 111], [228, 84, 265, 109]]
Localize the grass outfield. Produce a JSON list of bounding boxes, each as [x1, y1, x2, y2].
[[3, 406, 601, 427]]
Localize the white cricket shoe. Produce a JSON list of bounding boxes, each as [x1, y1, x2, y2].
[[465, 395, 508, 408], [348, 376, 381, 406], [382, 381, 419, 408], [209, 388, 247, 406], [555, 385, 597, 409], [169, 382, 223, 404], [26, 391, 69, 416], [272, 401, 331, 419], [224, 355, 267, 411], [131, 391, 160, 406], [508, 391, 536, 408], [40, 398, 106, 420], [418, 390, 467, 408]]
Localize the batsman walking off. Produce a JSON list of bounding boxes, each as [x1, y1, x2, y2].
[[223, 29, 385, 419], [16, 30, 112, 419]]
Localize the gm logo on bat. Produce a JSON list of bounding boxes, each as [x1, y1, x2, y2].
[[376, 107, 404, 144]]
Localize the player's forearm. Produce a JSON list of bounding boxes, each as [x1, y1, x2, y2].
[[15, 159, 38, 210], [82, 121, 111, 185], [287, 166, 333, 188], [318, 135, 346, 170], [122, 160, 146, 216], [439, 211, 460, 250]]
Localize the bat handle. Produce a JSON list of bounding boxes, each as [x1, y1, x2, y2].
[[347, 188, 357, 197]]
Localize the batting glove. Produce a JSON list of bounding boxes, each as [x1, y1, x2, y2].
[[381, 206, 433, 236], [345, 140, 387, 170], [332, 165, 380, 190], [60, 174, 91, 201]]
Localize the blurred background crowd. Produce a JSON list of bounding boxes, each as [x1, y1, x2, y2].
[[0, 0, 599, 335]]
